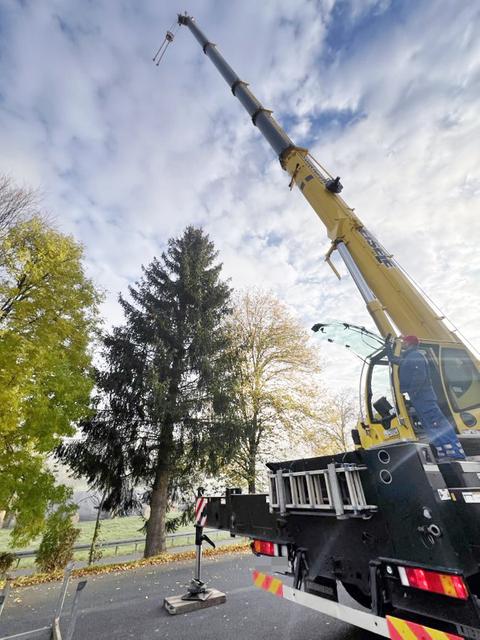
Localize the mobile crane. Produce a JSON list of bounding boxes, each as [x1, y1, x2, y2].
[[175, 13, 480, 640]]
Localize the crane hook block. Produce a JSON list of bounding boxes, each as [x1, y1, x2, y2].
[[326, 176, 343, 194], [152, 30, 175, 66]]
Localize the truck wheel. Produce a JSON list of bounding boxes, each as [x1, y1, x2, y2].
[[341, 582, 372, 609]]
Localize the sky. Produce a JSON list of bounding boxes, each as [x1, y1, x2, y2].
[[0, 0, 479, 395]]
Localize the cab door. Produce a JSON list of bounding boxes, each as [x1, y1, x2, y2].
[[362, 344, 417, 448]]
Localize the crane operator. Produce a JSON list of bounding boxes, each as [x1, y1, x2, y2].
[[389, 335, 466, 461]]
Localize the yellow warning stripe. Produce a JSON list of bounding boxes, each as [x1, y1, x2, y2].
[[439, 574, 457, 598], [388, 618, 421, 640], [252, 570, 283, 597], [387, 615, 463, 640], [267, 576, 283, 595], [253, 570, 264, 589]]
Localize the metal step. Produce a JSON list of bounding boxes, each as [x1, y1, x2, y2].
[[269, 463, 377, 519], [459, 434, 480, 457]]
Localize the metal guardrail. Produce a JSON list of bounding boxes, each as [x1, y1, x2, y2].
[[11, 528, 231, 567]]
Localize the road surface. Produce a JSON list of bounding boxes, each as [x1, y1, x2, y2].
[[0, 553, 376, 639]]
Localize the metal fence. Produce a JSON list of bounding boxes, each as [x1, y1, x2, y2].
[[12, 528, 232, 568]]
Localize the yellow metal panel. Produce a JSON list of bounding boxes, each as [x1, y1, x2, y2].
[[283, 150, 457, 342]]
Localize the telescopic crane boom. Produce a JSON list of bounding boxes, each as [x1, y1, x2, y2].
[[177, 14, 480, 449], [178, 13, 457, 343]]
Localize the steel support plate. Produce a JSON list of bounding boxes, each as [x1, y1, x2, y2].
[[164, 589, 226, 615]]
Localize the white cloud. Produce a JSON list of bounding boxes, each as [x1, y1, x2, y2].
[[0, 0, 478, 402]]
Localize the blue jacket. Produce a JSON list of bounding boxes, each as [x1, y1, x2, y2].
[[395, 346, 465, 459], [398, 347, 437, 402]]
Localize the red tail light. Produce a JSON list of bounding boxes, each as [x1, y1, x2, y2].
[[450, 575, 469, 600], [252, 539, 276, 556], [398, 566, 468, 600]]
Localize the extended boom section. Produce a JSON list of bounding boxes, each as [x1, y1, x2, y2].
[[178, 14, 480, 444], [178, 13, 457, 343], [177, 14, 294, 158]]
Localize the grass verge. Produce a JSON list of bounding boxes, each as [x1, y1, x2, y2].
[[1, 515, 232, 570], [1, 542, 251, 589], [0, 514, 193, 553]]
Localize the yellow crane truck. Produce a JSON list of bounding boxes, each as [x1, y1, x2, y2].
[[175, 13, 480, 639]]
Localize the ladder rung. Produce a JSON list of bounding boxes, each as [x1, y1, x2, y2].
[[268, 465, 376, 517]]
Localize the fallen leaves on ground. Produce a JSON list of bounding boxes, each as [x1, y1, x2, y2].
[[0, 542, 251, 589]]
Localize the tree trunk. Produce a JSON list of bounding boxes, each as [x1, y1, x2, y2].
[[247, 418, 258, 494], [247, 437, 257, 494], [144, 363, 179, 558], [88, 492, 105, 565], [144, 463, 170, 557]]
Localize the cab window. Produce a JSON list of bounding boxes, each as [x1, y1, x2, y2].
[[441, 348, 480, 412], [368, 358, 396, 424]]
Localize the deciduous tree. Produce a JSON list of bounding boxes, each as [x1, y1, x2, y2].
[[301, 391, 357, 456], [225, 290, 323, 493], [0, 178, 101, 545], [0, 175, 36, 239]]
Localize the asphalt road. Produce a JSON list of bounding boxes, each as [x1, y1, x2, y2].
[[0, 553, 377, 640]]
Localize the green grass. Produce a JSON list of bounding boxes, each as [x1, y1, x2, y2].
[[0, 515, 230, 570], [0, 515, 146, 554]]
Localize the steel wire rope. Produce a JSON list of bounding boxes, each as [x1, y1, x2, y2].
[[152, 21, 180, 66], [307, 153, 335, 180], [392, 255, 480, 358]]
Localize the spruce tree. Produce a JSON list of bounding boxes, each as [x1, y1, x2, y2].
[[78, 227, 237, 557]]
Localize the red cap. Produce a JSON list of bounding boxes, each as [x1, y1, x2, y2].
[[402, 335, 419, 347]]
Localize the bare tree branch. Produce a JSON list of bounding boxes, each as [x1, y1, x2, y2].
[[0, 175, 38, 238]]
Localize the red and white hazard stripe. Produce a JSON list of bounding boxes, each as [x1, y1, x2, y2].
[[194, 497, 207, 526], [386, 616, 462, 640], [251, 572, 464, 639]]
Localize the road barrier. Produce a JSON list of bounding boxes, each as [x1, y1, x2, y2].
[[12, 528, 232, 568]]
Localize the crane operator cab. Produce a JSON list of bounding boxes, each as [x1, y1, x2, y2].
[[312, 322, 480, 460]]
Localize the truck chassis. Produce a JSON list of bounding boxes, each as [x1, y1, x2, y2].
[[206, 442, 480, 639]]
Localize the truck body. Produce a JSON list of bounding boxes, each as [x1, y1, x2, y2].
[[208, 442, 480, 638]]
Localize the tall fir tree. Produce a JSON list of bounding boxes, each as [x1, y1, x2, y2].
[[75, 227, 237, 557]]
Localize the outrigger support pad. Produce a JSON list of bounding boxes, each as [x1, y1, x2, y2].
[[163, 488, 226, 614], [181, 528, 216, 602]]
